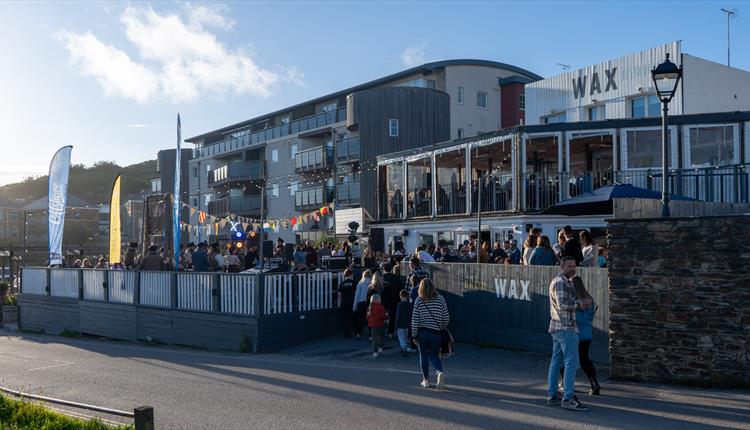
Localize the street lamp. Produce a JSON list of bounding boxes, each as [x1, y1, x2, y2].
[[651, 53, 683, 217]]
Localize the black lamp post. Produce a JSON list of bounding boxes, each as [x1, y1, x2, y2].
[[651, 53, 683, 217]]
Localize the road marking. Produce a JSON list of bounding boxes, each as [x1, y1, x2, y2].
[[27, 362, 74, 372]]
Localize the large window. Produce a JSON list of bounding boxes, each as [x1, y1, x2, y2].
[[688, 125, 735, 167], [457, 86, 464, 105], [271, 148, 278, 163], [396, 78, 436, 89], [519, 91, 525, 111], [588, 105, 605, 121], [436, 149, 466, 216], [406, 158, 432, 217], [624, 129, 672, 169], [543, 113, 566, 124], [290, 144, 297, 160], [379, 161, 405, 219], [389, 119, 399, 137], [630, 95, 660, 118], [476, 91, 488, 109]]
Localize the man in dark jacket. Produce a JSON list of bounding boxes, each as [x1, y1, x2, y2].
[[338, 269, 356, 338], [244, 245, 259, 270], [124, 242, 138, 269], [192, 242, 211, 272], [562, 225, 583, 266], [382, 263, 403, 336], [139, 245, 164, 271]]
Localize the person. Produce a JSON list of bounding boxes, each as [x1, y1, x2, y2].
[[416, 244, 435, 263], [361, 247, 376, 269], [395, 289, 414, 357], [467, 244, 477, 260], [139, 245, 165, 271], [546, 256, 589, 411], [338, 269, 356, 338], [318, 243, 332, 261], [490, 242, 507, 264], [553, 230, 566, 260], [438, 246, 456, 263], [352, 269, 372, 339], [597, 248, 608, 268], [292, 245, 306, 270], [82, 258, 93, 268], [382, 263, 402, 336], [579, 230, 598, 268], [522, 234, 537, 266], [407, 256, 428, 302], [367, 271, 384, 304], [244, 245, 259, 270], [192, 242, 211, 272], [94, 258, 107, 269], [274, 238, 285, 257], [427, 244, 441, 261], [367, 293, 388, 357], [208, 243, 224, 272], [529, 235, 558, 266], [562, 225, 583, 266], [304, 241, 318, 268], [411, 279, 450, 389], [508, 240, 521, 264], [560, 276, 600, 395], [224, 248, 241, 273], [478, 241, 491, 263], [124, 242, 138, 269], [184, 242, 196, 271]]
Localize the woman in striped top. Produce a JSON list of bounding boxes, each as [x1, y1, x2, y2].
[[411, 279, 450, 389]]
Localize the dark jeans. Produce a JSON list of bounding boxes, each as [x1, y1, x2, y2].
[[354, 302, 368, 336], [417, 329, 443, 379], [560, 339, 597, 380], [342, 304, 354, 337], [371, 326, 385, 352]]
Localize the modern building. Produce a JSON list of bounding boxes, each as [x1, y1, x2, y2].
[[122, 199, 144, 245], [157, 149, 193, 204], [0, 197, 22, 248], [185, 60, 541, 244]]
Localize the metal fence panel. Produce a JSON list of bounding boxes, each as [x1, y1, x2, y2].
[[177, 273, 212, 312], [108, 270, 136, 304], [264, 274, 292, 314], [220, 274, 257, 315], [82, 270, 107, 301], [21, 267, 47, 295], [139, 272, 172, 308], [50, 269, 79, 298]]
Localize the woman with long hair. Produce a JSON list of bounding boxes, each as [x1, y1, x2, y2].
[[367, 271, 384, 302], [352, 270, 372, 340], [553, 229, 566, 260], [411, 278, 450, 389], [529, 235, 558, 266], [579, 230, 599, 267], [560, 276, 600, 395], [522, 234, 537, 265]]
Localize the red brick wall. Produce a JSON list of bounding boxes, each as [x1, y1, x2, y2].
[[500, 83, 525, 128]]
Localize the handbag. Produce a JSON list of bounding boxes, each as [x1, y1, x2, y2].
[[422, 299, 454, 358]]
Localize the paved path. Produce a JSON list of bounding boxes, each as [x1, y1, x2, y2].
[[0, 330, 748, 429]]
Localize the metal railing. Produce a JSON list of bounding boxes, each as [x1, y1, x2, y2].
[[139, 271, 172, 308], [407, 190, 432, 218], [436, 183, 467, 215], [295, 186, 334, 211], [335, 137, 360, 163], [220, 274, 257, 315], [208, 160, 264, 187], [194, 107, 346, 159], [176, 273, 212, 312], [336, 182, 361, 206], [208, 195, 262, 217], [295, 146, 334, 173], [380, 192, 404, 220]]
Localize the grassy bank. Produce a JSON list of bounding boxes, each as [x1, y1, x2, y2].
[[0, 393, 132, 429]]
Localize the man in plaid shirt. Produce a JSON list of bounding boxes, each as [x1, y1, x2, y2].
[[546, 256, 589, 411]]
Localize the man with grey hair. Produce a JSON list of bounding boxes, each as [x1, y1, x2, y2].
[[508, 239, 521, 264]]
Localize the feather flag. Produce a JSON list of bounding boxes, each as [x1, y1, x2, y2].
[[109, 174, 122, 264]]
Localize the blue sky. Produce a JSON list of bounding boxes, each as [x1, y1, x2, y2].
[[1, 0, 747, 185]]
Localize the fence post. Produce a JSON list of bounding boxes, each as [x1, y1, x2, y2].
[[103, 270, 110, 303], [77, 269, 84, 301], [133, 406, 154, 430], [133, 271, 141, 305], [170, 272, 178, 310], [212, 273, 220, 313]]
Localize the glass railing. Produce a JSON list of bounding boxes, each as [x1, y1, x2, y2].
[[208, 196, 263, 217], [295, 186, 334, 211], [208, 160, 264, 187], [335, 137, 360, 163], [295, 146, 334, 173], [195, 107, 346, 158], [336, 182, 361, 206]]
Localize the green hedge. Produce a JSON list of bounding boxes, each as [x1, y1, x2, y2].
[[0, 394, 132, 430]]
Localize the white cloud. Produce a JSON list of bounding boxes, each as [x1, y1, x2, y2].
[[57, 4, 302, 104], [400, 45, 428, 67]]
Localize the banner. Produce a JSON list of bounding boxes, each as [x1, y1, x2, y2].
[[48, 145, 73, 266], [109, 174, 121, 264], [173, 114, 182, 270]]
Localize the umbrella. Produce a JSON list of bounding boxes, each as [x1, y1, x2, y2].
[[541, 184, 695, 216]]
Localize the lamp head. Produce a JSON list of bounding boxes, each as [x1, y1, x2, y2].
[[651, 53, 683, 103]]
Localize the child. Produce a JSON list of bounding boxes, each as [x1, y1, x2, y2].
[[366, 293, 388, 357], [395, 289, 414, 357]]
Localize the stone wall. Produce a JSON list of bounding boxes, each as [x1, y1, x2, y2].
[[607, 215, 750, 387]]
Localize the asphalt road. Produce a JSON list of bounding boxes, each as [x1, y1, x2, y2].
[[0, 330, 748, 430]]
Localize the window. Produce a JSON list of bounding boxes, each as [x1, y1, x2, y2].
[[206, 164, 211, 173], [396, 78, 435, 89], [271, 184, 279, 198], [279, 116, 290, 125], [588, 105, 605, 121], [321, 102, 337, 113], [543, 113, 566, 124], [476, 91, 488, 109], [457, 87, 464, 105], [204, 194, 212, 206], [388, 119, 399, 137], [290, 144, 297, 160], [271, 148, 278, 163], [630, 95, 661, 118], [151, 178, 161, 193], [457, 128, 464, 139], [192, 167, 198, 178], [519, 91, 525, 111], [192, 197, 198, 207], [290, 181, 298, 197], [625, 129, 670, 169], [688, 125, 735, 167]]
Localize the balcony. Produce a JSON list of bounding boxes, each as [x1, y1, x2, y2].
[[295, 186, 334, 211], [208, 160, 264, 188], [208, 196, 263, 217], [195, 107, 346, 158], [295, 146, 334, 174], [335, 137, 360, 164], [336, 182, 361, 206]]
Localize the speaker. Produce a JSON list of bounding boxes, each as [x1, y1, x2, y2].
[[370, 227, 385, 253], [284, 243, 295, 261], [262, 240, 273, 258]]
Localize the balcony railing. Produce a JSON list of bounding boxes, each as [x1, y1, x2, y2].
[[208, 160, 264, 187], [295, 146, 334, 173], [194, 107, 346, 158], [208, 196, 263, 217], [335, 137, 360, 163], [336, 182, 361, 206], [295, 186, 334, 211]]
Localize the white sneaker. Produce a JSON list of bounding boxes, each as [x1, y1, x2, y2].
[[406, 348, 415, 353], [436, 371, 445, 389], [420, 380, 430, 388], [377, 347, 384, 353], [373, 352, 378, 358]]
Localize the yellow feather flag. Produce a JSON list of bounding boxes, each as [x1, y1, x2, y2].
[[109, 174, 122, 264]]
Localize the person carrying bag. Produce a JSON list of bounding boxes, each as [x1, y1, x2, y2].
[[411, 279, 451, 389]]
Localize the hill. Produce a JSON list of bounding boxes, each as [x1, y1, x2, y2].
[[0, 160, 157, 206]]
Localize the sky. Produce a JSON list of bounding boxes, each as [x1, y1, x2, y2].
[[1, 0, 748, 186]]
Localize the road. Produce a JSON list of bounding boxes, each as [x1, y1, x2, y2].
[[0, 330, 748, 430]]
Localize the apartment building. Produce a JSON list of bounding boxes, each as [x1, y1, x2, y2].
[[185, 60, 541, 243], [0, 197, 22, 248]]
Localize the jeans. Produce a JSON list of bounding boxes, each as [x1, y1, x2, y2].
[[547, 330, 579, 401], [417, 329, 443, 380], [396, 328, 409, 350], [560, 339, 597, 380], [354, 302, 367, 336], [371, 327, 385, 352]]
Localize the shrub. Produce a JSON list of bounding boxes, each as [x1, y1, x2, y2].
[[0, 393, 132, 429], [2, 295, 16, 306]]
